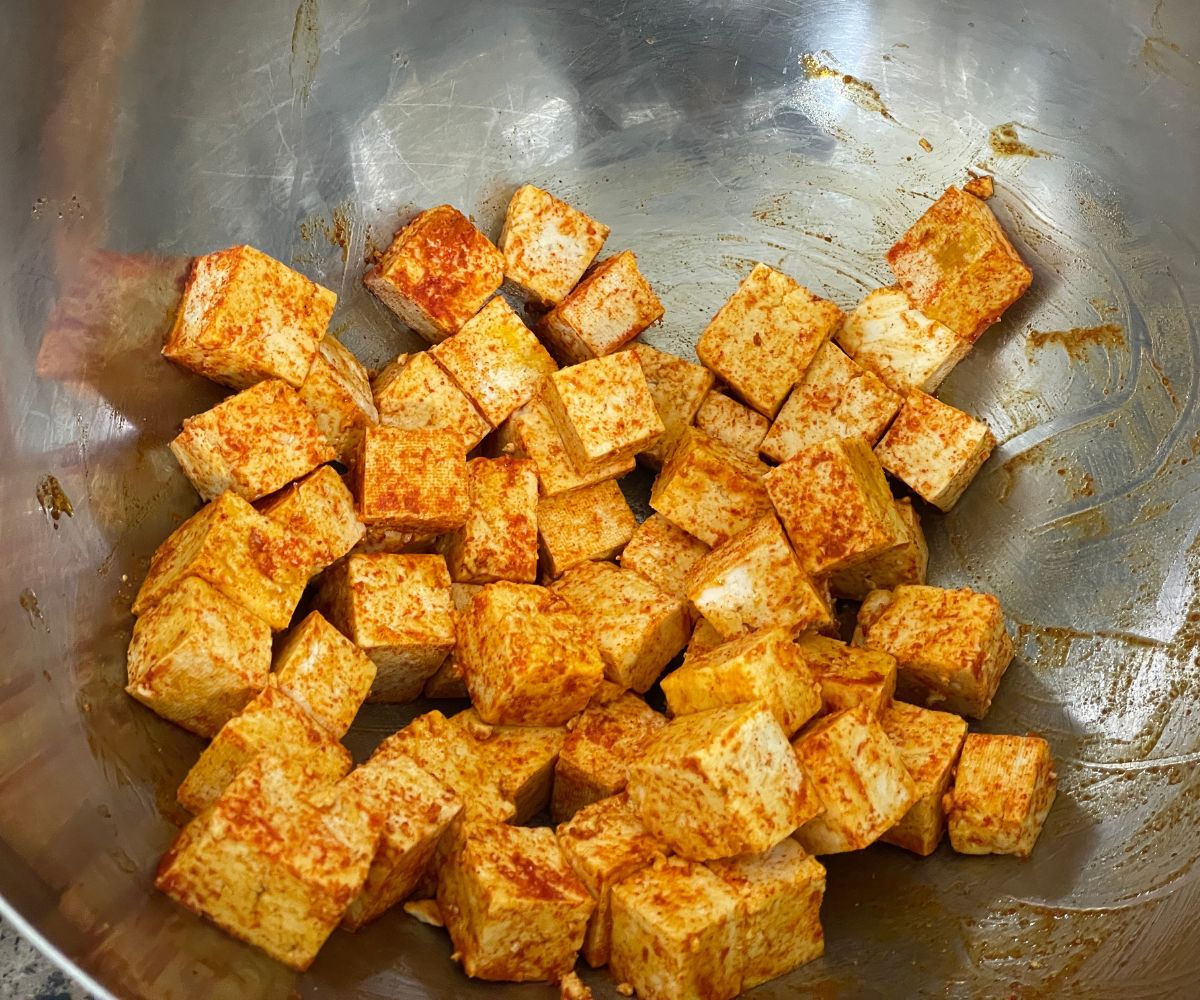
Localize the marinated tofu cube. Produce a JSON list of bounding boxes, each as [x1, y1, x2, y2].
[[498, 184, 609, 306], [318, 553, 455, 703], [538, 480, 637, 579], [169, 379, 335, 502], [765, 435, 908, 578], [273, 611, 376, 737], [257, 465, 365, 580], [354, 426, 469, 531], [695, 390, 770, 459], [457, 582, 604, 726], [649, 427, 772, 548], [163, 244, 335, 390], [874, 389, 996, 511], [298, 336, 379, 463], [697, 263, 844, 418], [423, 582, 481, 700], [760, 342, 901, 464], [886, 185, 1033, 341], [609, 856, 742, 1000], [539, 251, 664, 364], [626, 343, 715, 468], [856, 584, 1014, 719], [707, 839, 826, 988], [438, 823, 595, 983], [792, 704, 918, 855], [686, 514, 832, 639], [619, 514, 710, 605], [441, 457, 539, 584], [682, 618, 727, 668], [661, 626, 821, 737], [350, 525, 439, 556], [880, 701, 968, 855], [125, 575, 270, 737], [372, 351, 491, 450], [829, 497, 928, 600], [550, 561, 690, 694], [793, 633, 898, 719], [364, 205, 504, 343]]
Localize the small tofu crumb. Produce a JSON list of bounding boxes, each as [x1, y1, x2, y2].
[[403, 899, 445, 927], [560, 971, 594, 1000]]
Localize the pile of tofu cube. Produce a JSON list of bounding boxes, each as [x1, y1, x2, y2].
[[128, 178, 1058, 998]]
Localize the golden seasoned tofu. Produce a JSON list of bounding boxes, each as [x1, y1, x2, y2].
[[625, 343, 716, 468], [318, 553, 455, 702], [760, 342, 901, 464], [297, 336, 379, 463], [856, 584, 1014, 719], [257, 465, 364, 579], [364, 205, 504, 343], [619, 514, 710, 604], [695, 390, 770, 459], [169, 379, 335, 502], [792, 704, 918, 855], [132, 491, 309, 631], [835, 287, 973, 394], [438, 823, 595, 983], [350, 525, 439, 556], [682, 617, 727, 668], [609, 856, 742, 1000], [880, 701, 968, 855], [661, 626, 821, 737], [126, 575, 270, 737], [628, 702, 820, 861], [697, 263, 845, 418], [537, 479, 637, 579], [829, 496, 928, 600], [945, 733, 1057, 857], [539, 251, 664, 364], [442, 457, 539, 584], [707, 839, 826, 988], [766, 435, 907, 578], [273, 611, 376, 738], [793, 633, 898, 719], [874, 389, 996, 511], [649, 427, 771, 548], [686, 515, 832, 639], [550, 561, 690, 693], [557, 795, 666, 968], [371, 351, 491, 450], [163, 244, 335, 390], [544, 351, 664, 466], [423, 582, 480, 700], [552, 693, 667, 823], [354, 425, 469, 531], [498, 184, 609, 306], [457, 582, 604, 726], [886, 185, 1033, 341]]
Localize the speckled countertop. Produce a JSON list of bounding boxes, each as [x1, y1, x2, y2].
[[0, 917, 90, 1000]]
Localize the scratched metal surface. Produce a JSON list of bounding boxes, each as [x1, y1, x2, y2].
[[1, 0, 1198, 997]]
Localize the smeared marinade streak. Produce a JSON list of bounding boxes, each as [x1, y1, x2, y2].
[[799, 53, 895, 121]]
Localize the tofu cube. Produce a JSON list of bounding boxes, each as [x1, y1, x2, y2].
[[364, 205, 503, 343], [423, 582, 480, 700], [629, 702, 820, 860], [610, 856, 742, 1000], [318, 553, 455, 702], [273, 611, 376, 737], [880, 701, 968, 855], [498, 184, 609, 306], [297, 336, 379, 463], [835, 287, 973, 394], [537, 479, 637, 579], [550, 561, 690, 694], [682, 617, 727, 667], [829, 496, 928, 600], [543, 351, 664, 466], [132, 491, 308, 631], [256, 464, 364, 579], [552, 693, 667, 823], [441, 457, 539, 584], [874, 389, 996, 511], [438, 823, 595, 982], [163, 244, 335, 389], [371, 351, 490, 450], [626, 343, 715, 469], [557, 795, 667, 968], [686, 514, 832, 639], [886, 185, 1033, 341], [661, 626, 821, 737], [457, 582, 604, 726], [539, 251, 664, 364], [707, 839, 826, 988], [619, 514, 710, 605], [792, 704, 918, 854], [857, 584, 1014, 719], [697, 263, 844, 418], [794, 633, 898, 719], [759, 342, 901, 464], [354, 426, 469, 531], [169, 379, 335, 502], [125, 575, 270, 737], [765, 435, 908, 578], [945, 733, 1057, 857], [695, 390, 770, 459], [649, 427, 771, 548]]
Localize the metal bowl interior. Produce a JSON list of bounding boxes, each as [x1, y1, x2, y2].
[[2, 0, 1199, 997]]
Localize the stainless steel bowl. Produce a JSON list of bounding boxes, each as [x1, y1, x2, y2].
[[3, 1, 1198, 996]]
